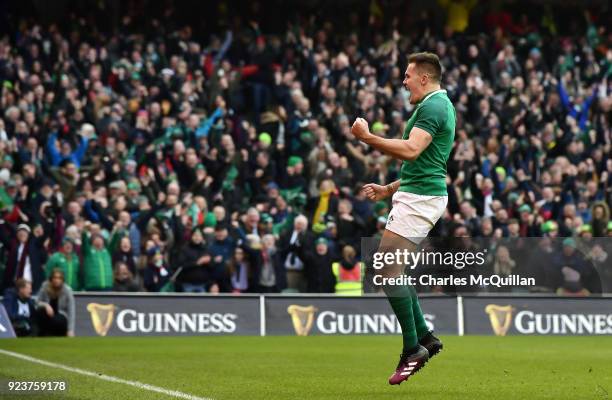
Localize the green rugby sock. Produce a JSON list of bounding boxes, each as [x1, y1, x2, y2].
[[383, 285, 418, 352], [411, 295, 431, 340]]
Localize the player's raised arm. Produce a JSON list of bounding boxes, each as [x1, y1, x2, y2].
[[351, 118, 432, 162]]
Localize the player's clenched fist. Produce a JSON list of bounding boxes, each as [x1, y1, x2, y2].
[[351, 117, 370, 140], [361, 183, 391, 201]]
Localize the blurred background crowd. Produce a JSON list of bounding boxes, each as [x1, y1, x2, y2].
[[0, 0, 611, 314]]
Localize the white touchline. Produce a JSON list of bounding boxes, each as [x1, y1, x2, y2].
[[0, 348, 213, 400]]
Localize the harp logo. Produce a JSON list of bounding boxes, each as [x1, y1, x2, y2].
[[485, 304, 515, 336], [87, 303, 116, 336], [287, 305, 318, 336]]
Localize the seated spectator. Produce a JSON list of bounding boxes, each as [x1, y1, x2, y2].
[[2, 279, 38, 336], [36, 269, 75, 337]]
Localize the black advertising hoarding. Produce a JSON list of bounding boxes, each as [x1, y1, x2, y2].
[[68, 293, 612, 337], [265, 296, 458, 336], [463, 296, 612, 336], [75, 294, 261, 337]]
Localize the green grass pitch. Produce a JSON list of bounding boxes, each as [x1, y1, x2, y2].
[[1, 336, 611, 400]]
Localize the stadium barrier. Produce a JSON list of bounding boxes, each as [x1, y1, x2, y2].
[[66, 293, 612, 337]]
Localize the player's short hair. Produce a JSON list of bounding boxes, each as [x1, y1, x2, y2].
[[407, 52, 442, 83]]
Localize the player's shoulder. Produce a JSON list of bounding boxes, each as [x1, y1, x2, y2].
[[417, 94, 450, 115]]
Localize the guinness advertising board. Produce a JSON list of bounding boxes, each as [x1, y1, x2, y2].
[[75, 294, 260, 336], [265, 296, 458, 336], [464, 297, 612, 336]]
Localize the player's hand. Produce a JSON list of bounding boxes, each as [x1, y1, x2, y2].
[[361, 183, 390, 201], [351, 118, 371, 141]]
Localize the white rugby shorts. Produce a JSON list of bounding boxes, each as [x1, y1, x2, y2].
[[385, 191, 448, 243]]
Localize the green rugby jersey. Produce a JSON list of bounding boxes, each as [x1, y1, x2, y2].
[[400, 89, 456, 196]]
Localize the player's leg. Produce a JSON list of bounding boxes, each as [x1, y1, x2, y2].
[[377, 228, 429, 385], [378, 229, 419, 352], [412, 295, 443, 357]]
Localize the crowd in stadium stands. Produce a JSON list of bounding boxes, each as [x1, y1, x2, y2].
[[0, 1, 611, 313]]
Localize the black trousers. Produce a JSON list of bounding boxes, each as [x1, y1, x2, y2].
[[35, 309, 68, 336]]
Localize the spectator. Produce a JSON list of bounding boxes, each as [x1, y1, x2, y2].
[[45, 238, 80, 291], [279, 215, 313, 292], [0, 2, 610, 296], [112, 262, 140, 292], [36, 269, 75, 337], [298, 237, 337, 293], [208, 223, 235, 290], [1, 224, 46, 293], [256, 234, 286, 292], [176, 228, 210, 293], [143, 246, 171, 292], [227, 246, 250, 293], [81, 223, 113, 291], [111, 235, 138, 277], [2, 279, 38, 336]]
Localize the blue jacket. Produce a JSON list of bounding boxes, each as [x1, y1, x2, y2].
[[46, 132, 89, 167], [2, 288, 37, 323]]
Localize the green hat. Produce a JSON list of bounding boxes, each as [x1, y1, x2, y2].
[[372, 121, 385, 134], [607, 221, 612, 231], [258, 132, 272, 146], [131, 72, 141, 81], [203, 212, 217, 228], [315, 237, 328, 246], [300, 131, 314, 145], [541, 220, 558, 233], [261, 213, 273, 223], [578, 224, 592, 234], [508, 192, 519, 203], [495, 166, 506, 181], [287, 156, 303, 168], [196, 163, 206, 171], [127, 182, 141, 191], [562, 238, 576, 248], [3, 154, 14, 164], [518, 204, 532, 213], [3, 80, 13, 90], [312, 222, 326, 234]]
